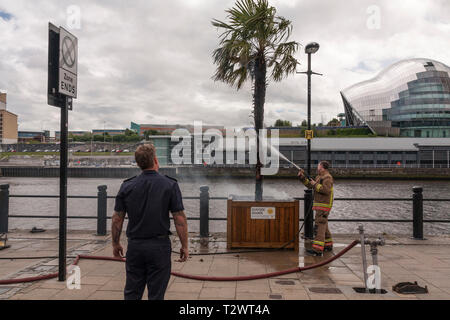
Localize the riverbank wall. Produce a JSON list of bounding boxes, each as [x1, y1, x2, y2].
[[0, 166, 175, 178], [177, 166, 450, 180], [1, 166, 450, 180]]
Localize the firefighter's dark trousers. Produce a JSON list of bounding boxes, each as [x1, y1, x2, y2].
[[124, 237, 171, 300]]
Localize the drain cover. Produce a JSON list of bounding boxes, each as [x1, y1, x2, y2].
[[353, 287, 388, 294], [309, 287, 342, 294], [392, 282, 428, 294], [275, 280, 295, 285], [269, 294, 283, 299]]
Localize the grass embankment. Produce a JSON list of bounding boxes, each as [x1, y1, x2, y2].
[[276, 134, 376, 138], [72, 152, 134, 156], [0, 152, 134, 157], [1, 152, 59, 157]]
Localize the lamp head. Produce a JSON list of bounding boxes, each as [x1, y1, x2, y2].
[[305, 42, 320, 54]]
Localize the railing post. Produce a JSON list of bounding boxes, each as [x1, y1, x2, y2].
[[0, 184, 9, 234], [412, 186, 424, 240], [304, 189, 314, 239], [199, 186, 210, 237], [97, 185, 107, 236]]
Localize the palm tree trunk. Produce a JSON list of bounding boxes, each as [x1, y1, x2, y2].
[[253, 56, 266, 201]]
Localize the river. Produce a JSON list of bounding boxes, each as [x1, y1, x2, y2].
[[1, 177, 449, 235]]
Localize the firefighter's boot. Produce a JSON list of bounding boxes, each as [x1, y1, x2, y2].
[[306, 240, 324, 256], [324, 238, 333, 252]]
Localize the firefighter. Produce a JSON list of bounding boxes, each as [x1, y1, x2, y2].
[[298, 161, 334, 256]]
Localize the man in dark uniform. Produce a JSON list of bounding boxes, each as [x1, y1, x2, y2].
[[111, 144, 189, 300]]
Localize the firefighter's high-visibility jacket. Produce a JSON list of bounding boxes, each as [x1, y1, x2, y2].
[[301, 172, 334, 212]]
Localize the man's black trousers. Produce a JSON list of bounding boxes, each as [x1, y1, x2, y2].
[[124, 237, 171, 300]]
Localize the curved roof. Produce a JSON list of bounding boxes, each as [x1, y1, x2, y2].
[[342, 58, 450, 100]]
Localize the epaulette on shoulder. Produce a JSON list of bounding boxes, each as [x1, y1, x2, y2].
[[165, 175, 178, 182], [123, 175, 137, 182]]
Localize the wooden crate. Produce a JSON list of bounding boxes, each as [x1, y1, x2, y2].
[[227, 199, 299, 251]]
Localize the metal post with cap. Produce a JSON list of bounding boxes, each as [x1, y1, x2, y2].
[[199, 186, 210, 238], [412, 186, 424, 240], [0, 184, 10, 250]]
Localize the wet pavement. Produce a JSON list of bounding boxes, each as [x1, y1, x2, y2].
[[1, 230, 450, 300]]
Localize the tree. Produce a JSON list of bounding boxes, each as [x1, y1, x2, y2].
[[143, 130, 161, 140], [212, 0, 299, 200], [274, 119, 292, 127], [301, 120, 307, 127], [327, 118, 340, 127]]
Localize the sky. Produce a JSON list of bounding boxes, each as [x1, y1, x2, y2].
[[0, 0, 448, 133]]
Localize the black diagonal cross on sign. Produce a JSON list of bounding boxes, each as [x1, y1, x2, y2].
[[62, 36, 76, 68]]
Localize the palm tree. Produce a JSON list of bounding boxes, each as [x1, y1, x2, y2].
[[212, 0, 300, 200]]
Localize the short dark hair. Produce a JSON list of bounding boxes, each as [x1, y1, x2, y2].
[[319, 160, 330, 170], [135, 144, 156, 170]]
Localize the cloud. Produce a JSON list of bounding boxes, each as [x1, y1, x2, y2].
[[0, 0, 448, 133], [0, 10, 12, 21]]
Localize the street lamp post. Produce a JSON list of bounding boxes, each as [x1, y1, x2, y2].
[[297, 42, 322, 176], [297, 42, 322, 240]]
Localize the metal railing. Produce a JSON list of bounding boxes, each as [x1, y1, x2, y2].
[[0, 184, 449, 239]]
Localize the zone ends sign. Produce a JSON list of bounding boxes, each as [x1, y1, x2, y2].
[[59, 27, 78, 98], [48, 23, 78, 108]]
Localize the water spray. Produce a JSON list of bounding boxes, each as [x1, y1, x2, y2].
[[264, 139, 312, 180]]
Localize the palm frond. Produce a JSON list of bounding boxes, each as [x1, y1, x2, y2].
[[212, 0, 300, 89]]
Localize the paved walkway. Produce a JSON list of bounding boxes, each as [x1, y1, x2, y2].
[[1, 230, 450, 300]]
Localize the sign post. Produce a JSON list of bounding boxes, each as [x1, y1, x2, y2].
[[48, 23, 78, 281]]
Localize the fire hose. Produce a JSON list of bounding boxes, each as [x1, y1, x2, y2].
[[0, 240, 358, 285]]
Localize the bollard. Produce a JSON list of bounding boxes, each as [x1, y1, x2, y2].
[[358, 225, 369, 293], [0, 184, 9, 234], [97, 185, 107, 236], [412, 186, 424, 240], [304, 189, 314, 239], [199, 186, 210, 237]]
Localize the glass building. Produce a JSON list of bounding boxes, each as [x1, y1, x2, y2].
[[341, 58, 450, 137]]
